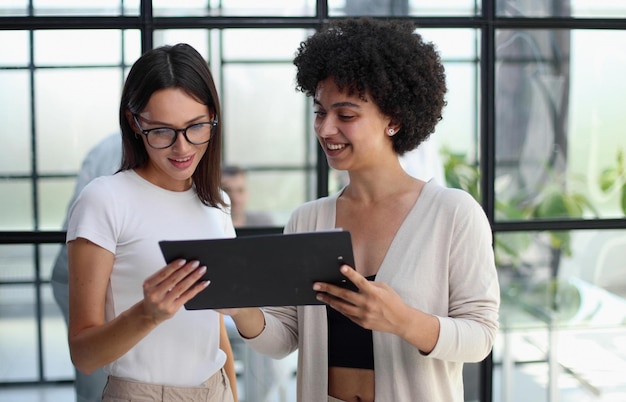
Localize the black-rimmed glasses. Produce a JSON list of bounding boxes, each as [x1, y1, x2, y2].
[[133, 114, 218, 149]]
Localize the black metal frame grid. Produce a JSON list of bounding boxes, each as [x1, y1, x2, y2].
[[1, 1, 626, 401]]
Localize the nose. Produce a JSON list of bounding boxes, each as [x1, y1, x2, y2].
[[315, 115, 338, 138], [171, 130, 191, 150]]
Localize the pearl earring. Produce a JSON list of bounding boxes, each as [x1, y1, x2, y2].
[[388, 128, 395, 135]]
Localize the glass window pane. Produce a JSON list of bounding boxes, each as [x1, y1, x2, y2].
[[0, 285, 38, 382], [153, 0, 209, 17], [0, 244, 34, 281], [223, 64, 307, 165], [496, 29, 626, 222], [409, 0, 479, 16], [38, 178, 76, 231], [497, 229, 626, 316], [330, 0, 479, 17], [35, 68, 122, 174], [222, 29, 310, 61], [154, 29, 210, 58], [123, 30, 142, 65], [497, 0, 572, 17], [34, 30, 123, 66], [0, 31, 30, 66], [569, 30, 626, 220], [437, 63, 480, 195], [497, 0, 626, 18], [0, 70, 31, 175], [40, 244, 62, 282], [32, 0, 138, 16], [42, 284, 74, 380], [495, 229, 626, 400], [251, 170, 312, 227], [421, 30, 480, 199], [0, 181, 34, 230], [419, 28, 478, 60], [572, 0, 626, 18], [0, 0, 28, 16], [153, 0, 315, 17], [244, 170, 309, 227]]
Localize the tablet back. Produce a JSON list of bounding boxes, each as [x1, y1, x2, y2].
[[158, 231, 354, 309]]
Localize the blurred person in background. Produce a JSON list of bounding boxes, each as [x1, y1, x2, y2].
[[51, 133, 121, 402], [221, 165, 274, 228]]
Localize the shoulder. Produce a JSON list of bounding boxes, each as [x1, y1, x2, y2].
[[286, 192, 339, 232], [80, 170, 130, 194], [421, 182, 489, 229], [425, 182, 481, 211], [291, 193, 337, 219]]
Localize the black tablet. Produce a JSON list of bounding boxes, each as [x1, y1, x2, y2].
[[158, 231, 355, 309]]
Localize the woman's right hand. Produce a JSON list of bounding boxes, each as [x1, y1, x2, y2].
[[142, 259, 209, 325]]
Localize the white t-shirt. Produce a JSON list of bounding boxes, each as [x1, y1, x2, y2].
[[67, 169, 235, 386]]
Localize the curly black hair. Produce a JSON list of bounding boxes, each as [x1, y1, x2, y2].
[[294, 18, 447, 155]]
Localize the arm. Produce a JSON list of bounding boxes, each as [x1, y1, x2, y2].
[[219, 314, 239, 401], [218, 307, 266, 339], [314, 265, 440, 354], [68, 237, 209, 374]]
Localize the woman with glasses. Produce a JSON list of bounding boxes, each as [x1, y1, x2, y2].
[[66, 43, 238, 402], [222, 18, 500, 401]]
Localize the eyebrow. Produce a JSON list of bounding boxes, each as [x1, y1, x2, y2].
[[313, 99, 361, 109], [138, 114, 211, 126]]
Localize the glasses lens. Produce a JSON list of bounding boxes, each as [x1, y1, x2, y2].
[[185, 123, 213, 145], [147, 128, 176, 149]]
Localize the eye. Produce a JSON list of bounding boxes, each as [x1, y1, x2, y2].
[[150, 128, 174, 136], [313, 110, 327, 117], [186, 123, 206, 132], [338, 114, 355, 120]]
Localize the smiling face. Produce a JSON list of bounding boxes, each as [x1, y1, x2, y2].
[[130, 87, 213, 191], [313, 77, 397, 173]]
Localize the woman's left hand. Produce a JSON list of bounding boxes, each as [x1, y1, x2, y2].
[[313, 264, 440, 353], [313, 265, 408, 336]]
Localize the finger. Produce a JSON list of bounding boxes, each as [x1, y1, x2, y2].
[[312, 265, 367, 296], [317, 291, 361, 320], [165, 264, 207, 300], [172, 276, 211, 306], [160, 260, 203, 294], [338, 265, 370, 291], [144, 259, 187, 289]]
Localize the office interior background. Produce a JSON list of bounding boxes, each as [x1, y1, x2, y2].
[[1, 0, 625, 401]]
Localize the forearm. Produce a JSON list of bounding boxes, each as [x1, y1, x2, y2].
[[229, 307, 266, 339], [69, 300, 157, 374], [396, 305, 441, 355]]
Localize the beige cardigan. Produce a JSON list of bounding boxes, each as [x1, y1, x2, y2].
[[246, 182, 500, 401]]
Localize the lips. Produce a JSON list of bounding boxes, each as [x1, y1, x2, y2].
[[169, 155, 194, 169]]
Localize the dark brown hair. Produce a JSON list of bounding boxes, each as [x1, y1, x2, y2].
[[119, 43, 224, 207]]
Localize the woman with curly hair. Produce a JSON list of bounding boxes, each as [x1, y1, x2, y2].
[[223, 18, 500, 401]]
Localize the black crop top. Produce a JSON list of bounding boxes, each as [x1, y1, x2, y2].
[[327, 274, 376, 370]]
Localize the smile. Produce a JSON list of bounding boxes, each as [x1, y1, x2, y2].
[[326, 143, 346, 151]]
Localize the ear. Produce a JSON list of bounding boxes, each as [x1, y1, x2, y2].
[[386, 123, 401, 136], [125, 109, 137, 131]]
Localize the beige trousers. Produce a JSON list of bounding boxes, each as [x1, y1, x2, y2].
[[101, 367, 234, 402]]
